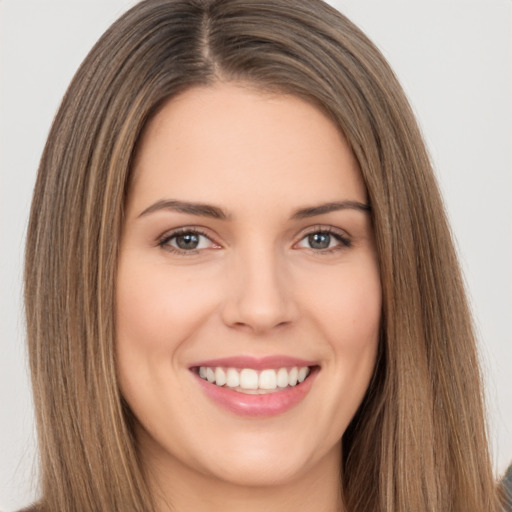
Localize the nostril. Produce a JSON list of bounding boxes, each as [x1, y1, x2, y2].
[[222, 300, 297, 333]]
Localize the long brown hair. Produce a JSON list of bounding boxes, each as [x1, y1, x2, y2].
[[24, 0, 501, 510]]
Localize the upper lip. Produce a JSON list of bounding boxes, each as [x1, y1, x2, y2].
[[189, 355, 318, 370]]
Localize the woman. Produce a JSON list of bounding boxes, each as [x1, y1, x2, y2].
[[22, 0, 504, 510]]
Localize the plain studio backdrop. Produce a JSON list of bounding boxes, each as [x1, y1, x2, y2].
[[1, 1, 511, 510]]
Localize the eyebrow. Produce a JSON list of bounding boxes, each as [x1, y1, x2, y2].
[[137, 199, 371, 220], [138, 199, 230, 219], [291, 200, 371, 219]]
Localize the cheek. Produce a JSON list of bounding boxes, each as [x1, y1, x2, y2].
[[114, 256, 224, 435], [318, 260, 381, 420], [300, 257, 382, 350], [116, 258, 212, 345]]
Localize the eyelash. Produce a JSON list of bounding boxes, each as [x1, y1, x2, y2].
[[157, 226, 352, 255], [157, 227, 215, 254], [298, 226, 352, 253]]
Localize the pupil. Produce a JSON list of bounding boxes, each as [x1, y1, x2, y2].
[[309, 233, 330, 249], [176, 233, 199, 250]]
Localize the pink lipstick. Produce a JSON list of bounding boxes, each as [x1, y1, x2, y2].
[[190, 356, 319, 417]]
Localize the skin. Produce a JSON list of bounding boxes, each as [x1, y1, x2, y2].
[[116, 82, 382, 512]]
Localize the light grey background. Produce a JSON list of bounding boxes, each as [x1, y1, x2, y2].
[[1, 1, 511, 510]]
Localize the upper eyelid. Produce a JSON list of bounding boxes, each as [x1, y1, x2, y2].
[[156, 224, 351, 247], [158, 226, 214, 240], [156, 227, 219, 250], [296, 224, 351, 239], [293, 225, 352, 250]]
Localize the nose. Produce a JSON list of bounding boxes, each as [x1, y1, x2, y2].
[[220, 247, 299, 334]]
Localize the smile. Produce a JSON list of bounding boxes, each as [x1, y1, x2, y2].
[[191, 357, 319, 417], [197, 366, 311, 394]]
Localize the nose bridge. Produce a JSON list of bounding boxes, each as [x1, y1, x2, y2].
[[222, 239, 296, 333]]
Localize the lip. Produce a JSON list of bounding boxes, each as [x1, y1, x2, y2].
[[190, 355, 318, 370], [190, 356, 319, 418]]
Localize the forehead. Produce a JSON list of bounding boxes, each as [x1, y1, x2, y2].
[[128, 82, 366, 217]]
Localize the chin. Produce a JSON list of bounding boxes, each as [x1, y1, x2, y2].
[[198, 449, 326, 488]]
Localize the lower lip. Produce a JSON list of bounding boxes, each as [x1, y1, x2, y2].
[[194, 368, 318, 417]]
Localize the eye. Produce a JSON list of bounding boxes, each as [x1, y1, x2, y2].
[[296, 229, 351, 251], [158, 229, 218, 253]]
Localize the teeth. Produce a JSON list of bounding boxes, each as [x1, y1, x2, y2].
[[276, 368, 289, 388], [259, 369, 277, 390], [226, 368, 240, 388], [288, 367, 298, 386], [240, 369, 259, 389], [298, 367, 309, 383], [215, 367, 226, 386], [197, 365, 311, 392]]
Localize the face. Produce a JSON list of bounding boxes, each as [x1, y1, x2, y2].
[[116, 83, 381, 492]]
